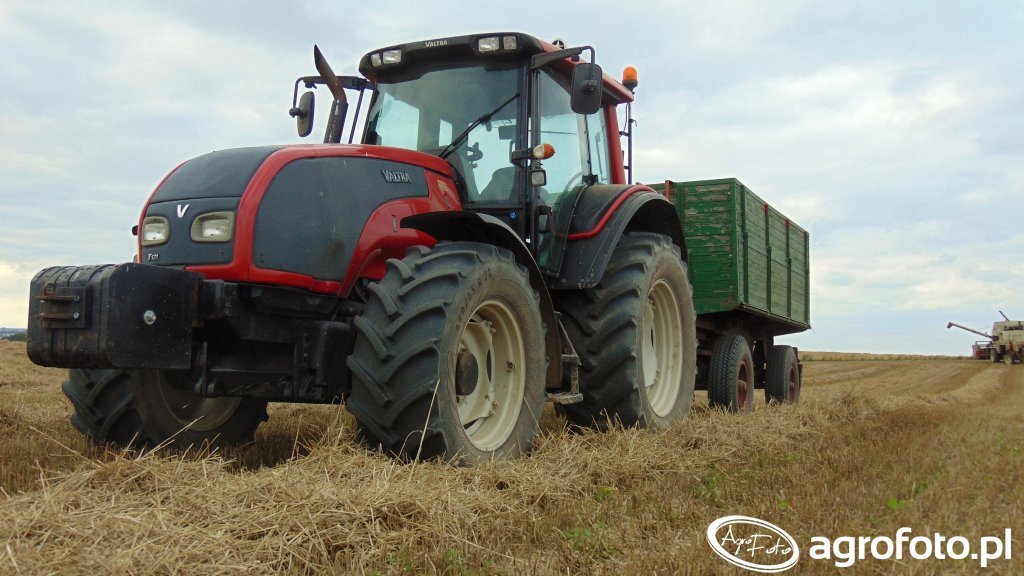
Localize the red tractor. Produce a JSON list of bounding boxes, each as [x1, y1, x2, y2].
[[27, 33, 697, 462]]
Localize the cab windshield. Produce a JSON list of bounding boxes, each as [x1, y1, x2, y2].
[[364, 62, 520, 203]]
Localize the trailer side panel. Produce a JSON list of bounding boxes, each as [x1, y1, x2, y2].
[[655, 178, 809, 331]]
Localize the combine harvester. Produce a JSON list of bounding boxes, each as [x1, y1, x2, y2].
[[26, 32, 809, 462], [948, 312, 1024, 363]]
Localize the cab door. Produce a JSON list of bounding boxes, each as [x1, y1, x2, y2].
[[531, 68, 612, 275]]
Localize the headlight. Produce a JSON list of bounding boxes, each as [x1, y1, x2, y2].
[[191, 211, 235, 242], [371, 49, 402, 67], [478, 36, 518, 53], [141, 216, 169, 246], [478, 37, 500, 52]]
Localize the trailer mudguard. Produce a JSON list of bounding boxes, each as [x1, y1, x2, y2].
[[401, 211, 563, 391], [551, 185, 685, 289]]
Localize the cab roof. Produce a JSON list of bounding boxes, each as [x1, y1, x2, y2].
[[358, 31, 633, 104]]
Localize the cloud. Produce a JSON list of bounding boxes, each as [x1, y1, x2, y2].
[[0, 1, 1021, 357], [814, 222, 1024, 313], [0, 261, 49, 330], [641, 59, 1000, 190], [644, 0, 814, 54]]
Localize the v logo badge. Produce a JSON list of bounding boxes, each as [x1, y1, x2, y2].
[[176, 204, 190, 219]]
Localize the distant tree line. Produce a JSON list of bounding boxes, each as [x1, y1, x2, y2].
[[2, 333, 26, 342]]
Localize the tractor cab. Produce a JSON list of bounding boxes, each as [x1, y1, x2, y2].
[[292, 32, 636, 275]]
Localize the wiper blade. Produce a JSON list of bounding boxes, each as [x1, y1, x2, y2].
[[439, 93, 519, 159]]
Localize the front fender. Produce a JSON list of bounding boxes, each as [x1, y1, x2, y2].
[[401, 211, 562, 391]]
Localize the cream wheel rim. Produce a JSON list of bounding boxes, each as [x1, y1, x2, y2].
[[642, 279, 684, 417], [454, 299, 526, 451]]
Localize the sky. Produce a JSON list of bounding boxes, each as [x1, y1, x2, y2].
[[1, 1, 1022, 355]]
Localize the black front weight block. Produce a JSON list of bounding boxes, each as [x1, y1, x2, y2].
[[28, 264, 201, 370]]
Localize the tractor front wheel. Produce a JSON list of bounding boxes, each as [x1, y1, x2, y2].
[[346, 242, 546, 463], [62, 368, 268, 449]]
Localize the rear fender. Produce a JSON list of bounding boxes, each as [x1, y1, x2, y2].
[[553, 186, 685, 289], [402, 211, 562, 391]]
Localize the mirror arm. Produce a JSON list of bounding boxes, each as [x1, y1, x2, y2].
[[530, 45, 593, 70], [531, 48, 580, 70], [289, 77, 305, 112]]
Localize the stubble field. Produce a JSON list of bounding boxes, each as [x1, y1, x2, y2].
[[0, 341, 1021, 574]]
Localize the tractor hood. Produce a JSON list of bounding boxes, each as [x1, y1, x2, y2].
[[140, 144, 454, 294]]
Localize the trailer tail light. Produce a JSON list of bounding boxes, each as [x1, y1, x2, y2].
[[191, 212, 235, 243], [141, 216, 170, 246]]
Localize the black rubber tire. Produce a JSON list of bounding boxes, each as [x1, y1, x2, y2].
[[991, 348, 1002, 363], [345, 242, 546, 463], [708, 335, 755, 413], [555, 233, 697, 431], [62, 368, 268, 449], [765, 345, 801, 404]]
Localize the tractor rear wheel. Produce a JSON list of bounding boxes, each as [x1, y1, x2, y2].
[[345, 242, 546, 463], [62, 368, 268, 449], [708, 335, 755, 413], [765, 345, 801, 404], [556, 233, 696, 431]]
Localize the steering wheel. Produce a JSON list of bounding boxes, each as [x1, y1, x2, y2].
[[465, 142, 483, 163]]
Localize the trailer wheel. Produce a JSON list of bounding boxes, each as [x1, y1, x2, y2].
[[765, 345, 800, 404], [556, 233, 697, 431], [346, 242, 546, 463], [62, 368, 268, 449], [708, 335, 755, 413]]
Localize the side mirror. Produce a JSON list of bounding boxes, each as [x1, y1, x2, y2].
[[570, 62, 603, 115], [290, 91, 315, 137]]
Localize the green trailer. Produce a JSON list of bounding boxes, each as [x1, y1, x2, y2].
[[651, 178, 810, 412]]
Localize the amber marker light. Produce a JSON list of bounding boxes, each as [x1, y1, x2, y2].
[[622, 66, 638, 92], [533, 143, 555, 159]]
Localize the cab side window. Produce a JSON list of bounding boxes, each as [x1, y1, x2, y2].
[[537, 71, 586, 203], [586, 112, 611, 184]]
